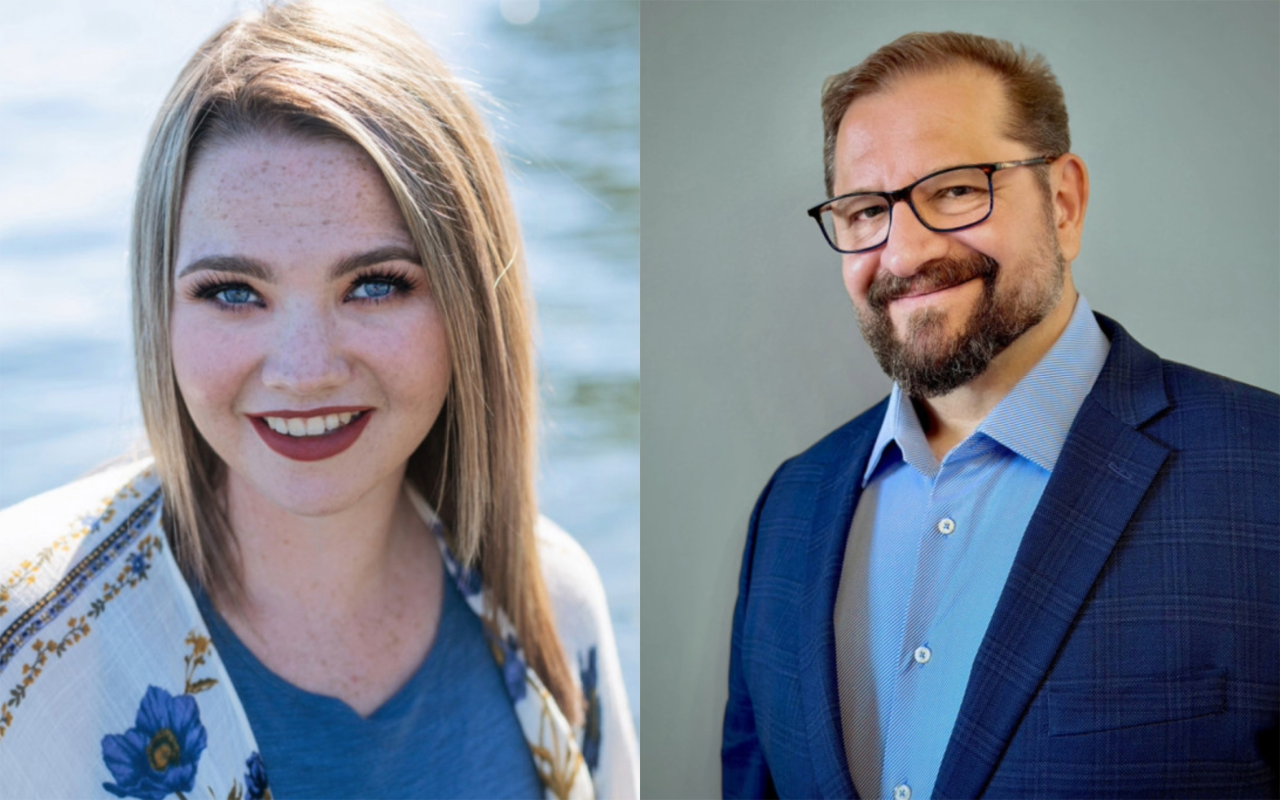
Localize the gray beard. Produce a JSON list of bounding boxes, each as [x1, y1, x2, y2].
[[857, 249, 1064, 399]]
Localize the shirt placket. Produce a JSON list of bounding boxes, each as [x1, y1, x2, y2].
[[881, 468, 963, 800]]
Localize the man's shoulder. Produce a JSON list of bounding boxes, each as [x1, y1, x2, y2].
[[769, 396, 890, 486], [1159, 358, 1279, 413], [1150, 358, 1279, 451], [748, 397, 889, 536], [1095, 312, 1277, 429]]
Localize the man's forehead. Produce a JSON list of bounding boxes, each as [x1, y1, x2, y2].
[[833, 66, 1016, 189]]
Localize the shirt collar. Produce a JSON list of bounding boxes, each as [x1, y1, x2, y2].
[[861, 294, 1110, 486]]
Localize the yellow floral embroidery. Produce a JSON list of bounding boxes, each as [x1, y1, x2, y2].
[[183, 630, 217, 695], [529, 678, 586, 800], [0, 471, 149, 618], [0, 534, 164, 740]]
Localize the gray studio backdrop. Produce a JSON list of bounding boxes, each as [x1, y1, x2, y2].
[[639, 2, 1279, 797]]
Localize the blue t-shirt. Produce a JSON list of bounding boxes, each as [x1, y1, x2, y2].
[[195, 572, 542, 799]]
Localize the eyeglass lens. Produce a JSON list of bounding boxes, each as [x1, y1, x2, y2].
[[819, 166, 993, 252]]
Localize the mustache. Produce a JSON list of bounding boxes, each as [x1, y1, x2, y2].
[[866, 253, 1000, 311]]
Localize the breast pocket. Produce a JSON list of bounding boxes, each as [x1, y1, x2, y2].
[[1047, 667, 1227, 736]]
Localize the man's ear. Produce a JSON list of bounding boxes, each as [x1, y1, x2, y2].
[[1051, 153, 1089, 263]]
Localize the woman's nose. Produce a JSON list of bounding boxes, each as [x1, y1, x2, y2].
[[259, 310, 351, 396]]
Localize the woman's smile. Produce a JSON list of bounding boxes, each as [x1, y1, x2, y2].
[[250, 410, 375, 462], [256, 408, 371, 437]]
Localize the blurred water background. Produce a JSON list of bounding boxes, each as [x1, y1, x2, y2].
[[0, 0, 638, 726]]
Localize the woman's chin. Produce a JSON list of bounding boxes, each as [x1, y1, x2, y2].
[[226, 464, 398, 521]]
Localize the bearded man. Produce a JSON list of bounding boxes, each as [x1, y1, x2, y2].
[[722, 31, 1278, 800]]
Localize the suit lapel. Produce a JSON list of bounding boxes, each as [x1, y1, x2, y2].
[[933, 316, 1172, 799], [800, 408, 884, 799]]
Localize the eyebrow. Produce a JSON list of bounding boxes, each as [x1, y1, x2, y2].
[[842, 160, 997, 196], [176, 246, 422, 281]]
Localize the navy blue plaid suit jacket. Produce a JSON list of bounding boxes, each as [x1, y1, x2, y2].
[[723, 314, 1279, 799]]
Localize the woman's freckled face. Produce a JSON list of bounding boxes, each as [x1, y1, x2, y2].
[[171, 134, 450, 515]]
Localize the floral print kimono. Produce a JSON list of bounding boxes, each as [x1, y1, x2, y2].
[[0, 461, 638, 800]]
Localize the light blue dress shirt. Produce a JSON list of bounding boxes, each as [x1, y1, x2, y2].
[[834, 295, 1110, 800]]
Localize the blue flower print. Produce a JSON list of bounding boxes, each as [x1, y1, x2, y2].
[[128, 553, 150, 580], [244, 751, 270, 800], [101, 685, 208, 800], [579, 647, 601, 773], [499, 632, 528, 701]]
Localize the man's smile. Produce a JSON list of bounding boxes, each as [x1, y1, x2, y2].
[[889, 277, 982, 311]]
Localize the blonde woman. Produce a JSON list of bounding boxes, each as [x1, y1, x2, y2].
[[0, 3, 636, 798]]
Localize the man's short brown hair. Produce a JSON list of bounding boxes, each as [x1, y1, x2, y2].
[[821, 31, 1070, 195]]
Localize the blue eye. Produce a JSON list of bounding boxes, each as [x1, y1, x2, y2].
[[350, 280, 396, 300], [217, 286, 257, 305], [348, 271, 416, 302], [190, 279, 262, 310]]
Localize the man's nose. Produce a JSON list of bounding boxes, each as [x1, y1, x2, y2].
[[879, 200, 950, 279], [260, 310, 350, 396]]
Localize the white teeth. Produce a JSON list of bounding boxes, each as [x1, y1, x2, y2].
[[265, 411, 363, 438]]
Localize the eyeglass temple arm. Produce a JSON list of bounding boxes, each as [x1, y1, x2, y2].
[[990, 155, 1059, 171]]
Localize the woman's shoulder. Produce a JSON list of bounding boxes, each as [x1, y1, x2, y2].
[[534, 517, 640, 799], [0, 459, 160, 541], [534, 516, 611, 641], [534, 516, 601, 585], [0, 460, 161, 610]]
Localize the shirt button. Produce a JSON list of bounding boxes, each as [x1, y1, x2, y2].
[[937, 517, 956, 535], [894, 784, 912, 800], [914, 645, 932, 664]]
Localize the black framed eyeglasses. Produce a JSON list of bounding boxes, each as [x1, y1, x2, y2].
[[806, 156, 1059, 254]]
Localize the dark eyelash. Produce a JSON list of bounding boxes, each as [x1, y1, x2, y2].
[[349, 268, 419, 296], [189, 276, 259, 305], [190, 276, 229, 299], [185, 269, 418, 307]]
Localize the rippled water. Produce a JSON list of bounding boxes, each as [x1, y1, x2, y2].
[[0, 0, 638, 725]]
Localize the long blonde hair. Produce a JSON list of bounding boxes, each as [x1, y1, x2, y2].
[[131, 0, 577, 720]]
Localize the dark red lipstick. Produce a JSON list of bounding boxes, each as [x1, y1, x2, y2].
[[250, 407, 374, 462]]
